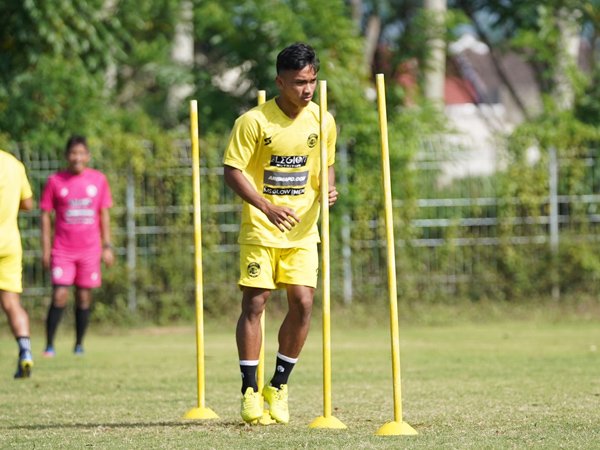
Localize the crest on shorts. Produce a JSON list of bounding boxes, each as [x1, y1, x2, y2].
[[307, 133, 318, 148], [247, 262, 261, 278]]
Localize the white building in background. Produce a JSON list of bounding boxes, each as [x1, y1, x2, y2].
[[424, 33, 544, 184]]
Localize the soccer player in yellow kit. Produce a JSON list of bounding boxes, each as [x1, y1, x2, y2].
[[223, 43, 338, 424], [0, 149, 34, 379]]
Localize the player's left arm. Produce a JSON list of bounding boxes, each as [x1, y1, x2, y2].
[[328, 165, 338, 207], [100, 208, 114, 267], [19, 167, 34, 211]]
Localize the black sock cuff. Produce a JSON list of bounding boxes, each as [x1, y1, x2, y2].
[[240, 363, 259, 393], [16, 336, 32, 353]]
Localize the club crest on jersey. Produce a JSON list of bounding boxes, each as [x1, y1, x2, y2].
[[247, 262, 260, 278], [307, 133, 318, 148]]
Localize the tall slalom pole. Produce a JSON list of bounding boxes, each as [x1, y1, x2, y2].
[[183, 100, 218, 420], [309, 80, 346, 430], [374, 74, 416, 436], [256, 90, 275, 425], [256, 90, 267, 395]]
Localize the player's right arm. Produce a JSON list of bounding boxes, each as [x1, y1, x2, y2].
[[224, 165, 299, 232], [224, 111, 299, 232], [20, 197, 33, 211], [41, 210, 52, 270], [39, 177, 54, 270]]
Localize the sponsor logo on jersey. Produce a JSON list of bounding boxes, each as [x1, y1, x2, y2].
[[263, 170, 308, 187], [270, 155, 308, 168], [263, 187, 305, 196], [264, 136, 272, 145]]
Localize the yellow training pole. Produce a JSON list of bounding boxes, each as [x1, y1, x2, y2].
[[374, 74, 416, 436], [256, 89, 267, 395], [309, 80, 346, 430], [255, 90, 275, 425], [183, 100, 218, 420]]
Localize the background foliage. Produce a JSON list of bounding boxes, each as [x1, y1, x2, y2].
[[0, 0, 598, 324]]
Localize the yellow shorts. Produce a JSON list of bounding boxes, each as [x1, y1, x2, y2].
[[239, 244, 318, 289], [0, 251, 23, 293]]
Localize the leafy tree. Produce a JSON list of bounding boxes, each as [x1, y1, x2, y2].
[[0, 0, 186, 150], [110, 0, 186, 122], [189, 0, 365, 131], [0, 55, 107, 153], [0, 0, 127, 84]]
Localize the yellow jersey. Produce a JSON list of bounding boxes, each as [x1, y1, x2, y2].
[[224, 99, 336, 248], [0, 150, 33, 255]]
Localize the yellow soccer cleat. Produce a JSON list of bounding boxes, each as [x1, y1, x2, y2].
[[14, 351, 33, 379], [262, 384, 289, 424], [240, 388, 262, 424]]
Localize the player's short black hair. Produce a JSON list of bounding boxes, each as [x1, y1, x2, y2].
[[276, 43, 320, 74], [65, 135, 88, 153]]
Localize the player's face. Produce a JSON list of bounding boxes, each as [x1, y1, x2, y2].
[[276, 65, 318, 109], [66, 143, 90, 174]]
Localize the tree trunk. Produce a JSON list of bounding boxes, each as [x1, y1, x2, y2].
[[167, 0, 194, 117], [554, 8, 581, 110], [364, 15, 381, 75], [424, 0, 447, 106]]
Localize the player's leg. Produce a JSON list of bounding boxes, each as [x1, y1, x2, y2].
[[261, 284, 313, 424], [237, 287, 270, 390], [236, 244, 277, 423], [0, 290, 33, 379], [237, 287, 270, 423], [45, 249, 77, 356], [44, 286, 69, 356], [0, 252, 34, 378], [263, 246, 318, 423], [74, 287, 92, 354], [274, 284, 314, 381], [270, 245, 317, 384], [72, 250, 101, 354]]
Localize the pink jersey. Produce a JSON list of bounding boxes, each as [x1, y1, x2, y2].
[[40, 168, 112, 252]]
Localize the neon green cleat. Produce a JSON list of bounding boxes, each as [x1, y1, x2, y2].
[[240, 388, 262, 424], [262, 384, 289, 424]]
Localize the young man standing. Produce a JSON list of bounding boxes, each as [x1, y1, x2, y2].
[[223, 43, 338, 424], [40, 135, 114, 357], [0, 149, 35, 379]]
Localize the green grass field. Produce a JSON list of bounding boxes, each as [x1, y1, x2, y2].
[[1, 312, 599, 449]]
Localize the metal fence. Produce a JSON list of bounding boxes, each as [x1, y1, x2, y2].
[[13, 141, 600, 316]]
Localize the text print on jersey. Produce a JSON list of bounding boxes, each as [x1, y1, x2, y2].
[[270, 155, 308, 168]]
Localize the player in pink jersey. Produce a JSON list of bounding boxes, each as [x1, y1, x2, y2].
[[40, 135, 114, 357]]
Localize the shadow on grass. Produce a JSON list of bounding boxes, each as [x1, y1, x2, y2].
[[2, 420, 241, 431]]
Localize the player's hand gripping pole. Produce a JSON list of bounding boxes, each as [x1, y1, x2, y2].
[[309, 80, 346, 430], [183, 100, 218, 420], [256, 90, 276, 425], [374, 74, 417, 436]]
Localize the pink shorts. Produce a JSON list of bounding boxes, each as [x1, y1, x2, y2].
[[51, 248, 102, 289]]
